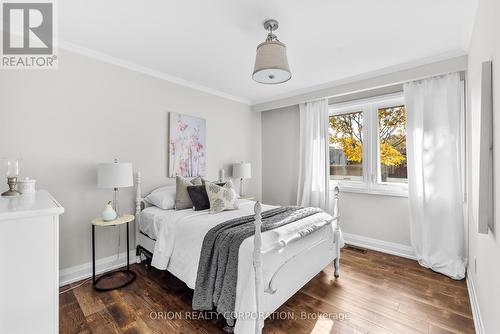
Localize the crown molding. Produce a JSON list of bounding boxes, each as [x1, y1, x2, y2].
[[1, 30, 468, 110], [57, 40, 251, 105]]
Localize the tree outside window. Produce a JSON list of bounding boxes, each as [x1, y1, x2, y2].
[[329, 105, 407, 183], [377, 105, 407, 183], [329, 111, 363, 181]]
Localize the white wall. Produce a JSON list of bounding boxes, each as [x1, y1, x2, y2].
[[261, 105, 411, 247], [0, 49, 261, 271], [261, 105, 300, 206], [467, 0, 500, 332]]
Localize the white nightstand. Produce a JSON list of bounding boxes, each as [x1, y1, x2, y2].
[[91, 214, 136, 291]]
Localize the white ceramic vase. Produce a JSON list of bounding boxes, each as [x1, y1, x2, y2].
[[102, 202, 117, 221]]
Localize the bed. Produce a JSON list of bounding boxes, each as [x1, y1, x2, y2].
[[134, 172, 343, 334]]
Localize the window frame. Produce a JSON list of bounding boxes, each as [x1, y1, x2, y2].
[[329, 93, 408, 197]]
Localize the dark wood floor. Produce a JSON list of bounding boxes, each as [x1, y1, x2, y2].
[[60, 247, 475, 334]]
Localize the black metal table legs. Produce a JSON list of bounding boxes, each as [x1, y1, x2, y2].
[[92, 222, 136, 291]]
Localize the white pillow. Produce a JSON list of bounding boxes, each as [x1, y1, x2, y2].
[[144, 185, 176, 210], [205, 180, 239, 213], [150, 184, 175, 194]]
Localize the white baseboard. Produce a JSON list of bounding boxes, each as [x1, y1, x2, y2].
[[59, 250, 139, 287], [342, 232, 416, 260], [466, 274, 485, 334]]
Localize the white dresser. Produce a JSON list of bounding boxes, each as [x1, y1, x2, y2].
[[0, 190, 64, 334]]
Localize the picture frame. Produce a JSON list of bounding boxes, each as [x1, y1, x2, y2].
[[168, 112, 207, 177]]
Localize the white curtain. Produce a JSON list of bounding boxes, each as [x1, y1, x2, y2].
[[297, 99, 330, 211], [404, 73, 466, 279]]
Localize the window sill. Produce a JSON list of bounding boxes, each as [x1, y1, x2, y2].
[[330, 182, 408, 198]]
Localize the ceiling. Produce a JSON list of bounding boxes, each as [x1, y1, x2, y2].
[[59, 0, 478, 104]]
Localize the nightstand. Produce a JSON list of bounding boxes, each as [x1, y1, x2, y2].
[[239, 195, 255, 201], [91, 214, 136, 291]]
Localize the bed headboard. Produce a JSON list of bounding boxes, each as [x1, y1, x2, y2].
[[135, 171, 145, 251], [135, 171, 144, 216]]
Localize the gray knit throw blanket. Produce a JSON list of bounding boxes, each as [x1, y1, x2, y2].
[[192, 206, 322, 326]]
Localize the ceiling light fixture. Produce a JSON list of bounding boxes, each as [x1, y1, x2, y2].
[[252, 19, 291, 84]]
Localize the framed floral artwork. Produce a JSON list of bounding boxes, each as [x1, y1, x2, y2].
[[168, 112, 207, 177]]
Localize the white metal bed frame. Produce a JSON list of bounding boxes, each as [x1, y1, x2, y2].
[[134, 172, 341, 334]]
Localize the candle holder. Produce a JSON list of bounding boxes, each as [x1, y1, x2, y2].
[[2, 177, 21, 197], [2, 157, 21, 197]]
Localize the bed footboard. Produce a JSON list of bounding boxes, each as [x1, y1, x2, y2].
[[264, 222, 338, 295], [252, 186, 341, 334], [333, 222, 340, 278], [253, 203, 264, 334]]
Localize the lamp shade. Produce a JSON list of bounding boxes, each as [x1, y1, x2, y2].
[[232, 162, 252, 179], [252, 40, 291, 84], [97, 162, 133, 189]]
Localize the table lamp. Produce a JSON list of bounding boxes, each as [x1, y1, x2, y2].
[[97, 159, 133, 216], [232, 162, 252, 197]]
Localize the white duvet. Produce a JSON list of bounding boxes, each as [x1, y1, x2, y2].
[[144, 199, 342, 334]]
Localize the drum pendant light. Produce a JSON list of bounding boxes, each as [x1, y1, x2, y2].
[[252, 19, 291, 84]]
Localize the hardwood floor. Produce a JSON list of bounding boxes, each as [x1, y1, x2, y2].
[[59, 247, 475, 334]]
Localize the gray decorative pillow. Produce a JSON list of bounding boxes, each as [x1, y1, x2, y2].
[[205, 179, 239, 213], [175, 175, 203, 210]]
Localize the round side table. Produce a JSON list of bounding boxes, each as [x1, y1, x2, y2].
[[91, 214, 137, 291]]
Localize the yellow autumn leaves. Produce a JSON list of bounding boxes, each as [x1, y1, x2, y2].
[[337, 137, 362, 162], [331, 138, 405, 166], [380, 142, 405, 166], [329, 106, 406, 167]]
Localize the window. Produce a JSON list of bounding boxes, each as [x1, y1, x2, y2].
[[377, 105, 407, 184], [329, 94, 408, 196], [329, 111, 363, 181]]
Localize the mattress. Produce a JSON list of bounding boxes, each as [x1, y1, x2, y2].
[[139, 206, 176, 240], [140, 200, 340, 286], [139, 199, 257, 240]]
